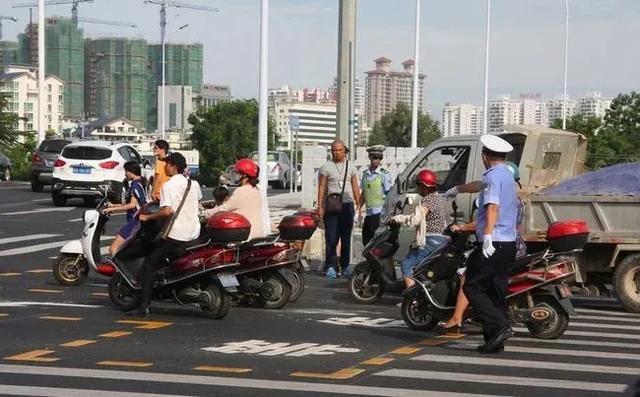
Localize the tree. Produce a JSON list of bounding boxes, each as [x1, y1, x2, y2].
[[368, 103, 440, 147], [550, 114, 601, 139], [0, 93, 20, 148], [189, 99, 278, 186]]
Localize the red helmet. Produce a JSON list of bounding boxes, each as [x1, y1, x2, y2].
[[416, 169, 437, 187], [234, 159, 259, 178]]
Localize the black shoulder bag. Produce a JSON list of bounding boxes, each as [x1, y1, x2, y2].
[[325, 160, 348, 215]]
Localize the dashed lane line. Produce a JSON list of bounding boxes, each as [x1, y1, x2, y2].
[[0, 234, 62, 245], [26, 269, 52, 273], [503, 345, 640, 361], [99, 331, 132, 338], [0, 207, 76, 216], [4, 350, 59, 363], [390, 346, 422, 355], [116, 320, 173, 330], [290, 368, 366, 380], [194, 365, 253, 374], [0, 235, 113, 257], [97, 361, 153, 368], [60, 339, 97, 348], [361, 357, 395, 366], [0, 273, 21, 277], [0, 385, 203, 397], [27, 289, 63, 294], [40, 316, 83, 321]]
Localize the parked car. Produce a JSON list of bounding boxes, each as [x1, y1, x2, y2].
[[248, 151, 293, 189], [30, 138, 73, 192], [0, 152, 11, 181], [51, 141, 149, 206]]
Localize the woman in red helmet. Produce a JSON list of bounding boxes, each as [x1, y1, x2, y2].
[[204, 158, 264, 240], [389, 169, 448, 288]]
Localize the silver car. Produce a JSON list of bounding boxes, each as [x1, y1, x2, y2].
[[248, 151, 293, 189]]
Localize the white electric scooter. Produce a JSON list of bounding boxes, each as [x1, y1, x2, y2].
[[53, 191, 116, 286]]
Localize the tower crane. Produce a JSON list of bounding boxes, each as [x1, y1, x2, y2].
[[0, 16, 19, 41], [13, 0, 94, 24]]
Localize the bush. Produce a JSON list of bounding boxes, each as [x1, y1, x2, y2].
[[5, 135, 36, 181]]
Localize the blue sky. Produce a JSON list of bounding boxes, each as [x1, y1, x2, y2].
[[2, 0, 639, 116]]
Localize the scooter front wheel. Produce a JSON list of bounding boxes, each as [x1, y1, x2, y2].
[[259, 272, 292, 309], [201, 282, 231, 319], [401, 288, 439, 331], [108, 273, 142, 312], [348, 263, 385, 304], [525, 295, 569, 339], [52, 254, 89, 286]]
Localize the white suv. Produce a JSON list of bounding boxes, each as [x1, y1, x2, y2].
[[51, 141, 150, 206]]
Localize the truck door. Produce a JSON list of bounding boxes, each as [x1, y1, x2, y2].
[[391, 143, 477, 261]]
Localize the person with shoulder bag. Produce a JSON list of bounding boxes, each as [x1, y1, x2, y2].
[[316, 139, 361, 279], [135, 152, 203, 316]]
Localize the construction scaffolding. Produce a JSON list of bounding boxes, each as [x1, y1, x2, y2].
[[85, 37, 148, 129]]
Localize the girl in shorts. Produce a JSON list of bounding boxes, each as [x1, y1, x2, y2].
[[104, 161, 148, 256]]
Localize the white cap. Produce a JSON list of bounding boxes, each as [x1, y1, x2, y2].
[[480, 134, 513, 153]]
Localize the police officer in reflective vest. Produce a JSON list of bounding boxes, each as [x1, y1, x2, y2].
[[462, 134, 518, 354], [357, 145, 393, 246]]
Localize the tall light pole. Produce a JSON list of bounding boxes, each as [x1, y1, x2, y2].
[[410, 0, 421, 148], [336, 0, 356, 154], [37, 0, 45, 144], [258, 0, 271, 236], [482, 0, 491, 135], [160, 0, 166, 139], [562, 0, 569, 130]]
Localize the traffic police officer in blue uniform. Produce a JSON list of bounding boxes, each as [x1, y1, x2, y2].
[[462, 134, 518, 354], [357, 145, 393, 246]]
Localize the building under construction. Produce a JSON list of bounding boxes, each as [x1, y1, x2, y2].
[[16, 17, 84, 120], [146, 43, 203, 131], [84, 37, 148, 129]]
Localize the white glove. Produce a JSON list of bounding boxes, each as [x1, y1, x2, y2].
[[354, 211, 361, 226], [443, 186, 459, 200], [482, 234, 496, 258]]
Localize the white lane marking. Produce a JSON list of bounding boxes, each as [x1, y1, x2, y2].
[[503, 345, 640, 361], [0, 385, 198, 397], [570, 321, 639, 331], [0, 301, 103, 308], [510, 336, 640, 349], [412, 353, 640, 375], [375, 369, 625, 393], [574, 314, 640, 324], [515, 327, 640, 340], [577, 308, 640, 318], [0, 364, 508, 397], [0, 207, 76, 216], [202, 340, 360, 357], [67, 218, 82, 223], [31, 198, 52, 202], [0, 236, 113, 257], [319, 316, 405, 328], [0, 234, 62, 246]]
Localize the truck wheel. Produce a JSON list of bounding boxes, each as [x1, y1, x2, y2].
[[525, 295, 569, 339], [52, 254, 89, 286], [614, 253, 640, 313]]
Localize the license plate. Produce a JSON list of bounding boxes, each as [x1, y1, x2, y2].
[[45, 159, 55, 167], [72, 167, 91, 175], [217, 273, 239, 288]]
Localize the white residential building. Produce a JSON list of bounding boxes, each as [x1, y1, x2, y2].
[[488, 95, 522, 133], [77, 116, 142, 142], [0, 64, 64, 133], [365, 57, 425, 127], [272, 100, 358, 149], [577, 91, 612, 119], [442, 103, 484, 137], [546, 97, 577, 124], [522, 100, 548, 126], [158, 85, 194, 132], [199, 84, 231, 108]]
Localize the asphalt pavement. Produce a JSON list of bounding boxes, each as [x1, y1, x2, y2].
[[0, 181, 638, 397]]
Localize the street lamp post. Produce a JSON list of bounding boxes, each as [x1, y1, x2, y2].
[[482, 0, 491, 135], [258, 0, 271, 236], [410, 0, 421, 148], [37, 0, 45, 144], [562, 0, 569, 130]]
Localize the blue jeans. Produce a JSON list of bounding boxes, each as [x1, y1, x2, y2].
[[400, 235, 450, 277], [324, 202, 354, 272]]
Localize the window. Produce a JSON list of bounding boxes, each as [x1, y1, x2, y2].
[[542, 152, 561, 170], [48, 84, 52, 92], [48, 94, 52, 103], [117, 127, 124, 132], [404, 146, 471, 193], [62, 147, 112, 160], [117, 147, 132, 161], [169, 103, 177, 128], [127, 147, 142, 163], [24, 102, 33, 111]]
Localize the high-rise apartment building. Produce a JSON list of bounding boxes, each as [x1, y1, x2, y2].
[[364, 57, 425, 126], [0, 41, 19, 65], [199, 84, 231, 108], [546, 97, 577, 124], [158, 85, 193, 132], [147, 43, 203, 131], [0, 64, 64, 133], [488, 95, 522, 133], [442, 103, 484, 137], [577, 91, 612, 119], [84, 37, 148, 129], [17, 17, 84, 120]]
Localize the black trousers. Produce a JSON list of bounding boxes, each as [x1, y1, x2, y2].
[[323, 202, 354, 272], [462, 241, 517, 341], [139, 238, 186, 309], [362, 213, 381, 247]]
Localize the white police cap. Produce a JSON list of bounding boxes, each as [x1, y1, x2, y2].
[[480, 134, 513, 153], [366, 145, 386, 154]]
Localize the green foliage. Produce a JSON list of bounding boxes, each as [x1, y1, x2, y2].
[[0, 93, 20, 148], [189, 99, 278, 185], [5, 134, 36, 181], [551, 92, 640, 169], [368, 103, 440, 147]]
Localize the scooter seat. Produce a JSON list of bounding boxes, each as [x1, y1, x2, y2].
[[509, 251, 546, 275]]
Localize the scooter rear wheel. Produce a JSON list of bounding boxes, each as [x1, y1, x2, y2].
[[348, 263, 385, 304], [201, 282, 231, 319], [52, 254, 89, 286], [401, 288, 439, 331], [525, 295, 569, 339], [108, 273, 142, 312], [289, 266, 305, 303], [260, 272, 292, 309]]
